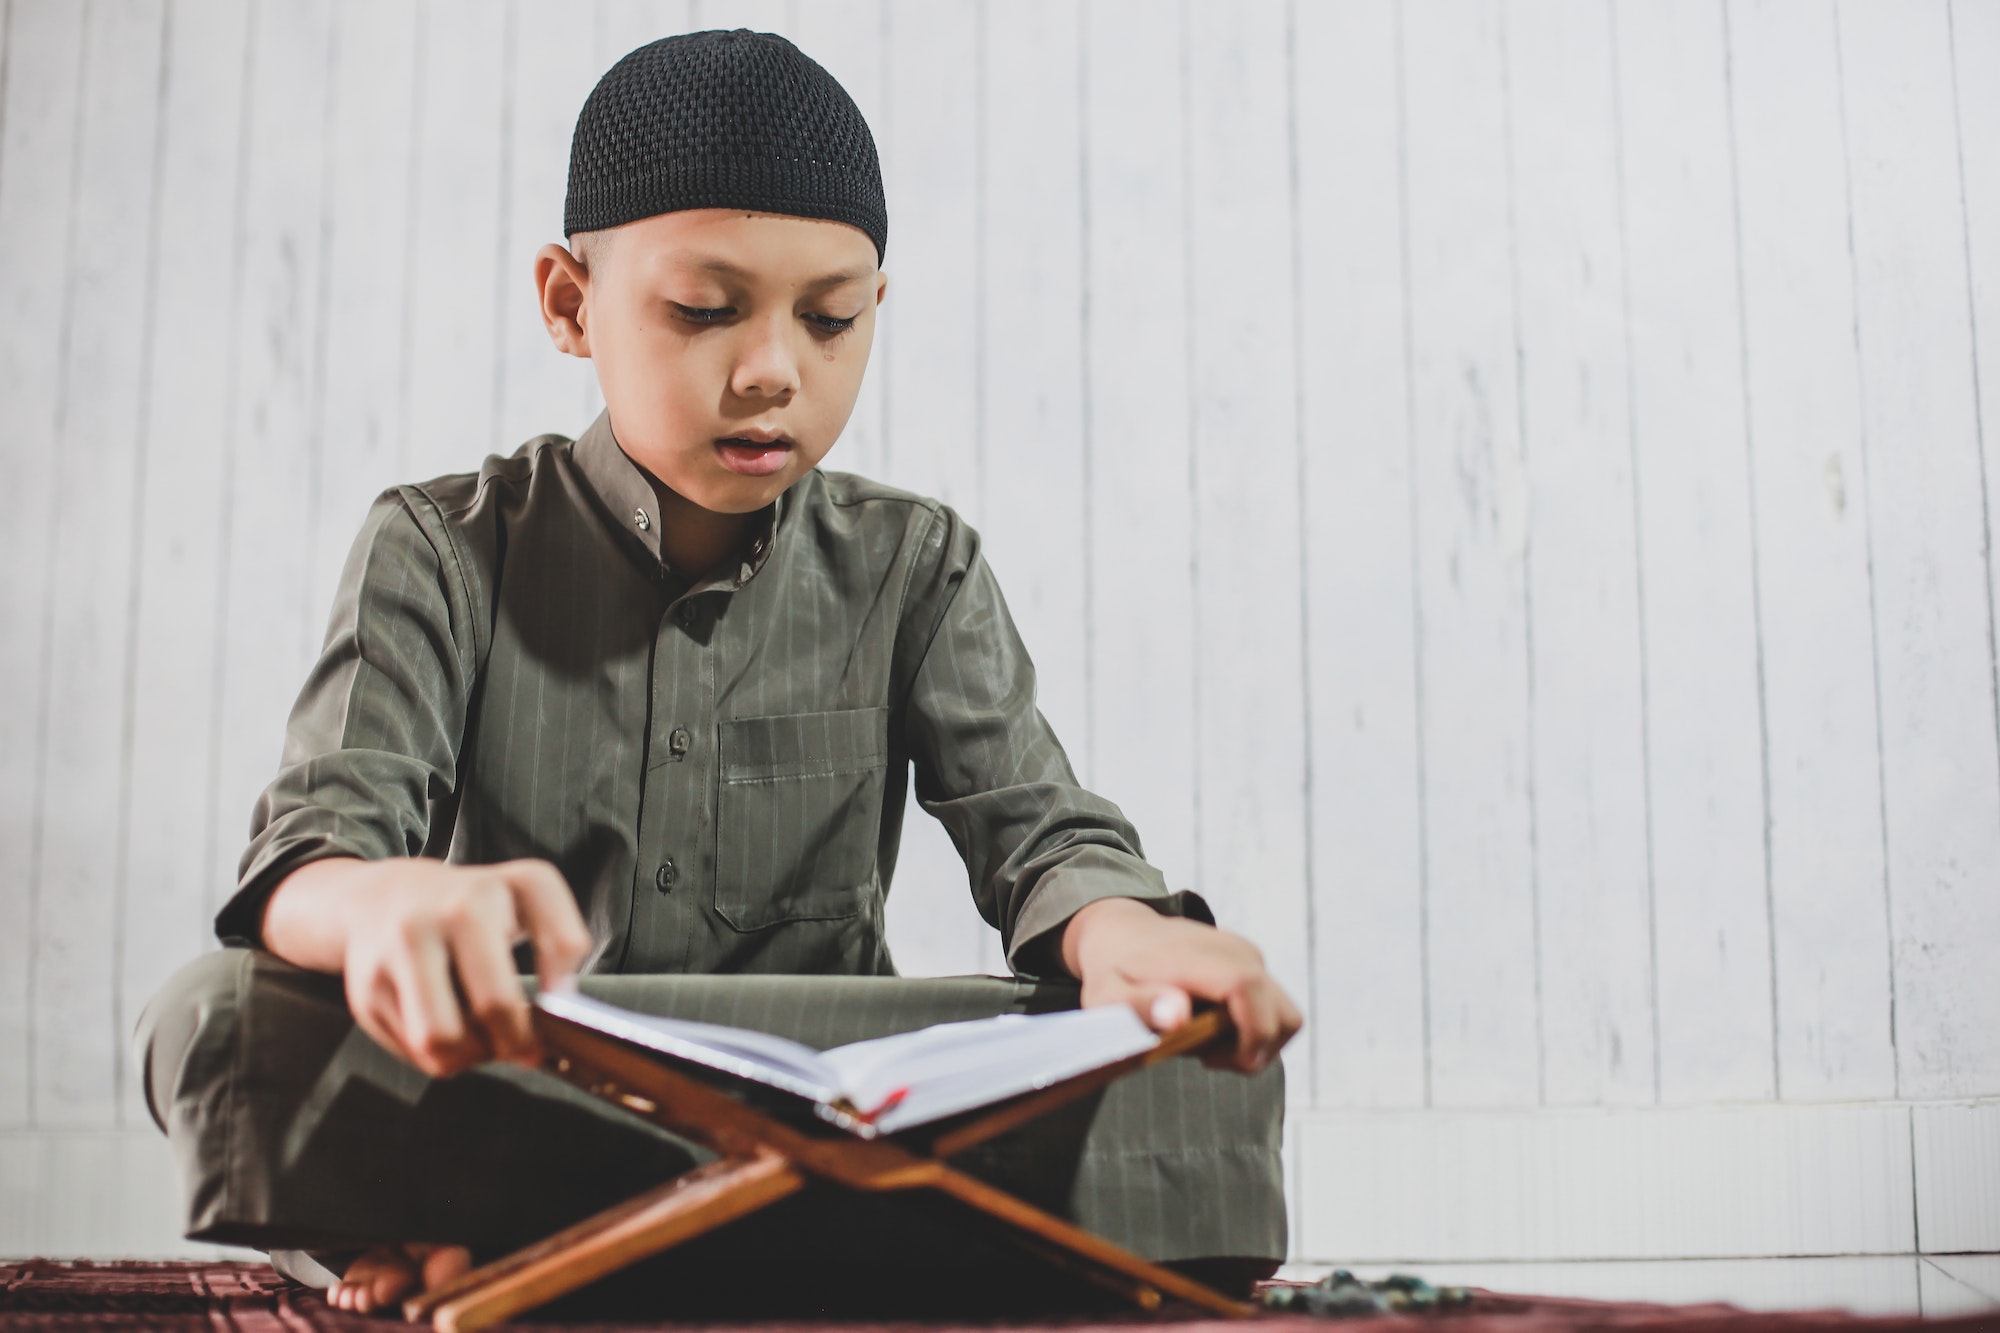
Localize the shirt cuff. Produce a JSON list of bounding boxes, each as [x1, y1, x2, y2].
[[1006, 845, 1216, 981], [216, 834, 373, 950]]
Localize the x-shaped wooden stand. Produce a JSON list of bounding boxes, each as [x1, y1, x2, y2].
[[403, 1006, 1255, 1331]]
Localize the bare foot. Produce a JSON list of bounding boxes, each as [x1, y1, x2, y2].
[[327, 1242, 471, 1314]]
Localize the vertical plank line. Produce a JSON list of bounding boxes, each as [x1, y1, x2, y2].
[[1907, 1105, 1923, 1254], [971, 0, 985, 530], [491, 0, 519, 455], [1605, 0, 1664, 1104], [303, 1, 342, 659], [584, 4, 604, 424], [110, 0, 175, 1124], [970, 0, 989, 967], [1281, 0, 1319, 1103], [395, 1, 428, 481], [1076, 0, 1095, 782], [876, 0, 891, 473], [1945, 0, 2000, 861], [1720, 0, 1786, 1100], [0, 0, 13, 192], [1392, 0, 1434, 1109], [197, 0, 259, 922], [1177, 0, 1202, 884], [0, 0, 12, 1123], [1495, 0, 1547, 1106], [27, 0, 97, 1125], [593, 4, 604, 111], [1828, 0, 1899, 1099]]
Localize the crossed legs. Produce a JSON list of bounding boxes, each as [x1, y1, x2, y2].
[[134, 947, 1289, 1316]]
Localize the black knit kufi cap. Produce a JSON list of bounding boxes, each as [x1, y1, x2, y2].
[[565, 28, 887, 263]]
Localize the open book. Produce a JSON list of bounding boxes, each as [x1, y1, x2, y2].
[[534, 989, 1162, 1138]]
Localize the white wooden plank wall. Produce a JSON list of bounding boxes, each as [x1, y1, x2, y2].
[[1729, 0, 1896, 1105], [1401, 0, 1540, 1109], [1621, 0, 1772, 1107], [1838, 1, 2000, 1102], [3, 0, 1999, 1263], [1080, 0, 1203, 1000], [31, 0, 161, 1132], [1294, 0, 1426, 1112]]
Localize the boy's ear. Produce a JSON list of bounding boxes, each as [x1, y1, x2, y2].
[[875, 270, 887, 310], [535, 243, 592, 359]]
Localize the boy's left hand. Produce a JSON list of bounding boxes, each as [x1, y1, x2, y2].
[[1059, 897, 1303, 1074]]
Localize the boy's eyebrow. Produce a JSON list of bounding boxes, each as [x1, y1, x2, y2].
[[683, 256, 874, 290]]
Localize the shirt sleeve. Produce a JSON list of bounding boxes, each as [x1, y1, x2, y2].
[[214, 487, 478, 948], [897, 503, 1213, 980]]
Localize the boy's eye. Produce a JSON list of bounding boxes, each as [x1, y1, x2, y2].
[[672, 303, 734, 324], [806, 312, 858, 335]]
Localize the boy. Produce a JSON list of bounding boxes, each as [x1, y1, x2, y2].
[[136, 28, 1299, 1316]]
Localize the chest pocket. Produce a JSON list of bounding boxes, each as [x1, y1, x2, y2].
[[714, 705, 891, 931]]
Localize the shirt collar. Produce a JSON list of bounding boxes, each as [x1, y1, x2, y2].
[[570, 406, 787, 590]]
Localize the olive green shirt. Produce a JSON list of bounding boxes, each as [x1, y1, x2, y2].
[[217, 409, 1207, 976]]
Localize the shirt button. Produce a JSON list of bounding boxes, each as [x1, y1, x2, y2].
[[654, 859, 678, 892], [634, 507, 651, 531], [669, 726, 691, 755], [676, 601, 699, 628]]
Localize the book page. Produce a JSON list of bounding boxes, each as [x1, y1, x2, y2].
[[820, 1005, 1158, 1123], [535, 990, 839, 1102]]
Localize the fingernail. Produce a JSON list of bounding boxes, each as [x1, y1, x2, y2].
[[1150, 994, 1177, 1029]]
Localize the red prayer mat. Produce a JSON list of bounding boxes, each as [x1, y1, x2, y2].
[[2, 1261, 1997, 1333]]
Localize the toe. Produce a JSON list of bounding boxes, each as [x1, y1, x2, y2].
[[417, 1243, 473, 1292], [329, 1245, 414, 1315], [367, 1257, 421, 1310]]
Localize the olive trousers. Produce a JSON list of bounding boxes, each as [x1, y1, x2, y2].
[[133, 948, 1287, 1311]]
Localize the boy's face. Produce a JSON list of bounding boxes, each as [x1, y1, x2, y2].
[[535, 208, 885, 514]]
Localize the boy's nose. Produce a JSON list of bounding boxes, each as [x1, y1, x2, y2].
[[731, 316, 801, 400]]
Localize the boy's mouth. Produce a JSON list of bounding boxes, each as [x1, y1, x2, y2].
[[714, 434, 795, 477]]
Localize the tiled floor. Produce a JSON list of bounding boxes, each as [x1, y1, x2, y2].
[[1276, 1254, 2000, 1319]]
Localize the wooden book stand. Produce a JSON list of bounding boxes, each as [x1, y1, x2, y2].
[[402, 1005, 1256, 1331]]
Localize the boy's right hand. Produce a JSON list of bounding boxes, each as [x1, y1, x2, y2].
[[259, 856, 595, 1078]]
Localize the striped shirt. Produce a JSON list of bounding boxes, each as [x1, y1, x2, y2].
[[218, 408, 1208, 977]]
